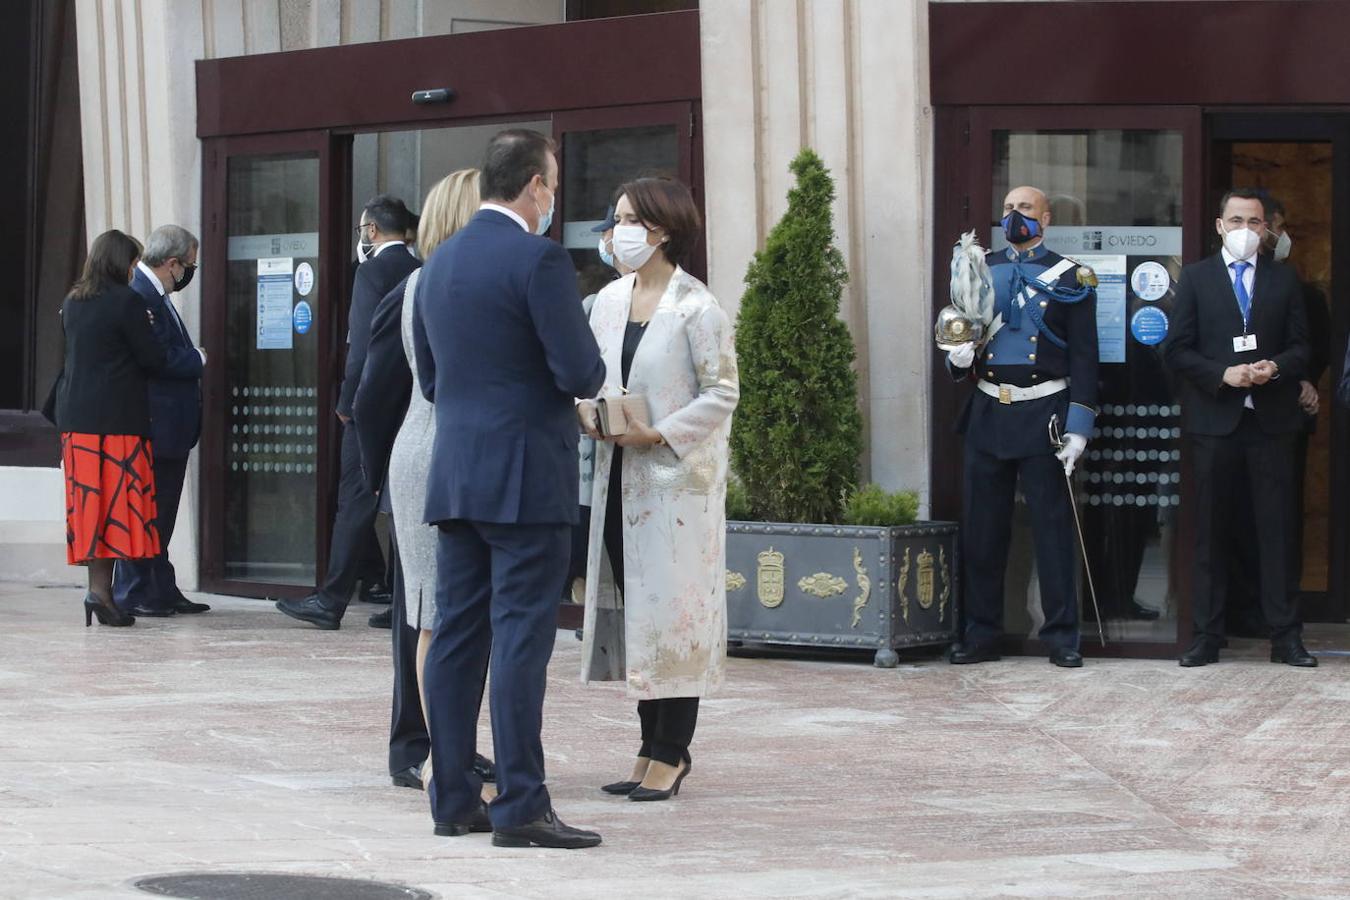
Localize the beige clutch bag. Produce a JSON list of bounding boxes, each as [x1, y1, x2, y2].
[[596, 394, 651, 437]]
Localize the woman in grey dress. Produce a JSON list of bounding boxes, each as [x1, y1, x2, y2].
[[385, 168, 482, 787]]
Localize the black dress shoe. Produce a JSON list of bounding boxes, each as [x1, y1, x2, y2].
[[275, 595, 341, 630], [169, 595, 211, 614], [391, 765, 423, 790], [1179, 640, 1220, 667], [122, 603, 175, 618], [1050, 648, 1084, 668], [601, 780, 640, 795], [493, 808, 601, 849], [472, 753, 497, 783], [1271, 640, 1318, 667], [360, 581, 392, 605], [948, 643, 1001, 665], [1124, 599, 1161, 621], [435, 803, 491, 836], [368, 608, 392, 629]]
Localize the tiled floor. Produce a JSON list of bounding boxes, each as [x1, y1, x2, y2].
[[1, 581, 1348, 899]]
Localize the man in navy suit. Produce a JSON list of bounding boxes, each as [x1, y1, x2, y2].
[[277, 195, 419, 630], [413, 129, 606, 849], [113, 225, 211, 617]]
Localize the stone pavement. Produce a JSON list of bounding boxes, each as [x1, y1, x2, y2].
[[1, 580, 1349, 899]]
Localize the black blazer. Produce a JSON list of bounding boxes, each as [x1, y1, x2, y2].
[[130, 267, 203, 459], [337, 243, 420, 418], [353, 271, 417, 493], [55, 284, 169, 436], [1163, 253, 1309, 437]]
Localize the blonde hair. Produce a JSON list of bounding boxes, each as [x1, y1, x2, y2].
[[418, 168, 481, 258]]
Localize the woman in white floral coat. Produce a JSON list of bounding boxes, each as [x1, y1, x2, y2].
[[578, 178, 739, 802]]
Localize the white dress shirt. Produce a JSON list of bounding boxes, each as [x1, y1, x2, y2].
[[479, 202, 530, 232], [1219, 247, 1257, 408]]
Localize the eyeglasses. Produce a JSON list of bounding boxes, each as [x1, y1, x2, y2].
[[354, 223, 374, 235]]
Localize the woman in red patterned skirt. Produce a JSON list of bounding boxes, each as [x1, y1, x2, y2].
[[52, 230, 168, 626]]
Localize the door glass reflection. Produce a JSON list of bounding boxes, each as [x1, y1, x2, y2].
[[991, 129, 1184, 644], [224, 153, 321, 585]]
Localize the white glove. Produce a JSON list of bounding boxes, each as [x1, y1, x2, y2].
[[1055, 433, 1087, 476], [946, 341, 976, 369]]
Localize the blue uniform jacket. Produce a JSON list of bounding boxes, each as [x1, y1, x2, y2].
[[131, 267, 202, 460], [412, 209, 606, 526], [949, 244, 1100, 459]]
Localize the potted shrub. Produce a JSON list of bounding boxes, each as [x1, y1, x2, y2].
[[725, 149, 959, 667]]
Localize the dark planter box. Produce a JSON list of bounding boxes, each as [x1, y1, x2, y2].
[[726, 521, 960, 667]]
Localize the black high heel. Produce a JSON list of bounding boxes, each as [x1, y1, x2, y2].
[[629, 755, 691, 802], [84, 594, 135, 627], [601, 780, 641, 795]]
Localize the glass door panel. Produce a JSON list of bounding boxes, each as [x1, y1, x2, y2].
[[222, 153, 322, 585]]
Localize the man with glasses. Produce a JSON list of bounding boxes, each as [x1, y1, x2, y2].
[[1164, 188, 1315, 667], [277, 194, 419, 630]]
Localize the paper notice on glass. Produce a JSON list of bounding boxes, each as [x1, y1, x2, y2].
[[1074, 254, 1127, 364], [257, 257, 295, 350]]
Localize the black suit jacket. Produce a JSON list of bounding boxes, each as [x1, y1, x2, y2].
[[54, 284, 168, 436], [1164, 253, 1308, 437], [354, 271, 417, 494], [337, 243, 419, 418]]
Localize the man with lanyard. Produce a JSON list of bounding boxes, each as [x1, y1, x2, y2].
[[945, 185, 1099, 668]]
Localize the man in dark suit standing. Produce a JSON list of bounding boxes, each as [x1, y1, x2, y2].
[[277, 195, 419, 630], [113, 225, 211, 618], [1164, 188, 1316, 668], [413, 130, 606, 848]]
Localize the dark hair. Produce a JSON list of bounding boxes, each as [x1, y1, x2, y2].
[[618, 177, 702, 267], [70, 229, 142, 300], [480, 129, 556, 202], [363, 194, 415, 237], [1218, 187, 1267, 219], [1257, 190, 1286, 220]]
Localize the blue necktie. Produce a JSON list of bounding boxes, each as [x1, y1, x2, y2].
[[1231, 261, 1251, 330]]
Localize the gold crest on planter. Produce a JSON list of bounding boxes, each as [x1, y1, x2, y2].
[[726, 570, 747, 592], [798, 572, 848, 598], [757, 547, 785, 609], [916, 548, 935, 610]]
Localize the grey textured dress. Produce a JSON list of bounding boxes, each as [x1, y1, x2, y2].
[[389, 269, 438, 630]]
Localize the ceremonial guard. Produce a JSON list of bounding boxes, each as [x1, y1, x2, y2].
[[939, 186, 1100, 667]]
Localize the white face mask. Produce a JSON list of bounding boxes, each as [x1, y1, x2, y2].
[[612, 223, 660, 269], [1271, 230, 1292, 262], [1221, 224, 1261, 261]]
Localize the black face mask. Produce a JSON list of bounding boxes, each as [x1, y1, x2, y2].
[[1001, 209, 1043, 245], [173, 263, 196, 292]]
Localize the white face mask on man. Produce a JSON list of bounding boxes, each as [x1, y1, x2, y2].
[[612, 223, 661, 269], [1271, 229, 1293, 262], [1221, 223, 1262, 261]]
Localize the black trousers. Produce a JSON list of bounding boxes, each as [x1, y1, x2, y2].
[[603, 450, 699, 767], [961, 444, 1079, 651], [114, 454, 188, 610], [319, 424, 385, 615], [1191, 412, 1301, 644], [386, 524, 430, 775]]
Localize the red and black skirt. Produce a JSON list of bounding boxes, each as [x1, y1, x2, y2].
[[61, 433, 161, 565]]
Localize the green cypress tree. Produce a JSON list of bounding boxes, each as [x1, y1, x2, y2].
[[731, 148, 862, 524]]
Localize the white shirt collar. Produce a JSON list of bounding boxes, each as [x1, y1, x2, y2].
[[1221, 246, 1258, 271], [370, 240, 406, 258], [137, 260, 167, 296], [480, 202, 530, 233]]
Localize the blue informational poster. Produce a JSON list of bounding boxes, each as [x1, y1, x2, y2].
[[257, 257, 294, 350], [1130, 306, 1169, 346], [293, 300, 312, 335], [1075, 254, 1127, 363]]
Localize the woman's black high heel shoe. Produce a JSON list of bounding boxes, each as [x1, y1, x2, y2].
[[84, 594, 135, 627], [629, 756, 691, 802], [601, 779, 641, 795]]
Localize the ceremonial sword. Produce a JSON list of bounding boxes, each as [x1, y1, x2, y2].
[[1048, 413, 1106, 647]]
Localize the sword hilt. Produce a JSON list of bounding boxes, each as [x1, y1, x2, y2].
[[1048, 413, 1065, 450]]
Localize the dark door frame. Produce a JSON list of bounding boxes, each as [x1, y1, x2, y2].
[[196, 11, 703, 600], [1206, 110, 1350, 625]]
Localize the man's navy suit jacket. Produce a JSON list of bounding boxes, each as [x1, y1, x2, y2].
[[412, 209, 606, 526], [338, 243, 420, 419], [130, 267, 202, 460]]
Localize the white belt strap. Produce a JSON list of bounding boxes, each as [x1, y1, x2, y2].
[[1016, 257, 1076, 311], [978, 378, 1069, 405]]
